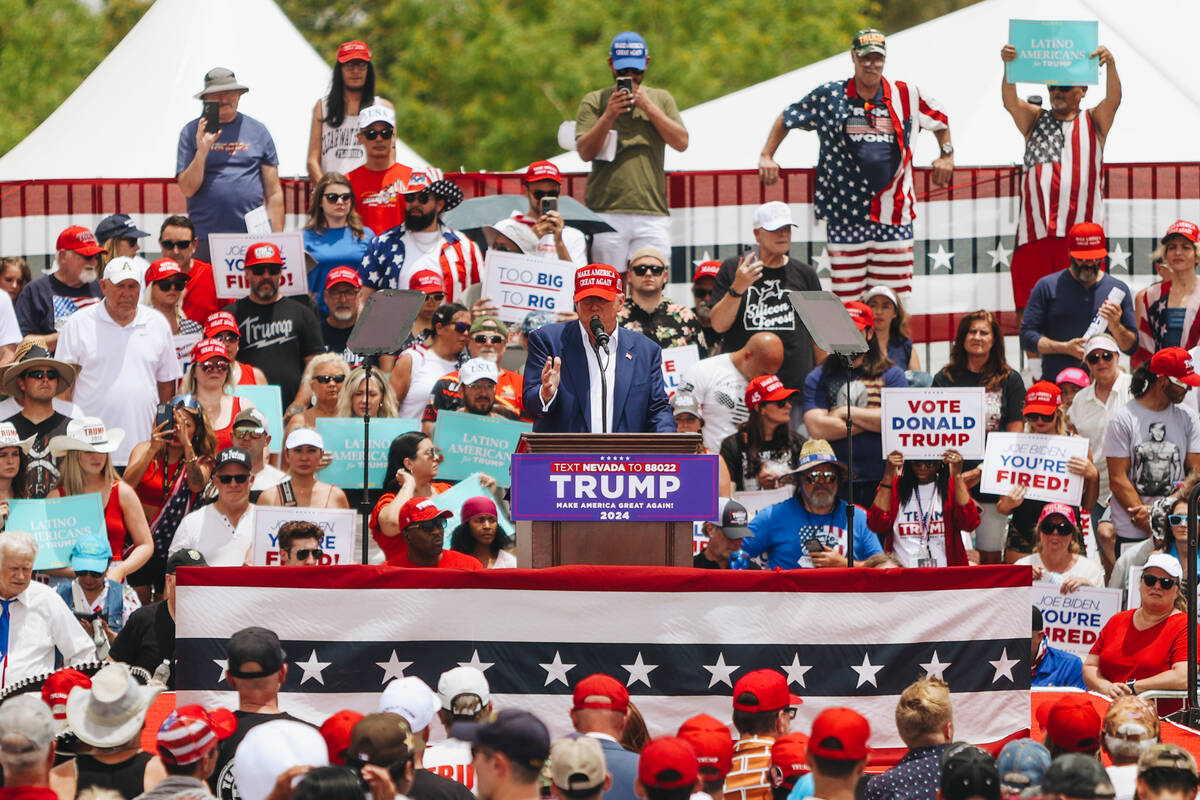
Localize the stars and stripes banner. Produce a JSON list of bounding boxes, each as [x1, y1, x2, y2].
[[176, 564, 1031, 763]]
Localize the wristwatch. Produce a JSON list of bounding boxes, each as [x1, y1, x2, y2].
[[1126, 679, 1137, 695], [940, 141, 955, 156]]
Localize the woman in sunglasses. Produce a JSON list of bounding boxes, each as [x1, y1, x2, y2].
[[1013, 504, 1104, 591], [1133, 220, 1200, 365], [123, 395, 216, 602], [867, 449, 978, 567], [302, 171, 374, 317], [998, 382, 1099, 562], [285, 354, 351, 436], [1085, 552, 1188, 698], [392, 303, 471, 419], [203, 312, 267, 386], [1109, 485, 1198, 593], [183, 339, 255, 452], [719, 374, 805, 492], [370, 431, 452, 562], [48, 418, 152, 585], [142, 258, 202, 376]]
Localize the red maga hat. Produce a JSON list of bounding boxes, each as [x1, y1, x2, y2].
[[572, 673, 629, 713], [638, 737, 699, 790], [574, 264, 622, 302], [808, 707, 870, 761], [732, 669, 801, 713]]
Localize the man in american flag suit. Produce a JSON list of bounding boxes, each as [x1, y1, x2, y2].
[[758, 28, 953, 301], [1000, 42, 1122, 310]]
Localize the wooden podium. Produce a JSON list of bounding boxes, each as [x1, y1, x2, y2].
[[514, 433, 705, 568]]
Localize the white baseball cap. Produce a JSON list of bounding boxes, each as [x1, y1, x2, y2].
[[1084, 334, 1120, 358], [379, 676, 440, 733], [359, 104, 396, 130], [102, 256, 144, 288], [460, 358, 499, 386], [284, 428, 324, 450], [1144, 553, 1183, 581], [752, 201, 797, 232], [437, 666, 490, 713]]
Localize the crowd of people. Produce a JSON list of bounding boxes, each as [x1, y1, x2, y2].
[[0, 17, 1196, 800]]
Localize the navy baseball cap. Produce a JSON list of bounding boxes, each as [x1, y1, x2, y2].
[[610, 32, 648, 70], [452, 710, 549, 769], [95, 214, 149, 243]]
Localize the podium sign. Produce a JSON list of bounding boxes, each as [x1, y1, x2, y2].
[[511, 453, 719, 522]]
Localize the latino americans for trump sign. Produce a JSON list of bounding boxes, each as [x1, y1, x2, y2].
[[175, 565, 1032, 759]]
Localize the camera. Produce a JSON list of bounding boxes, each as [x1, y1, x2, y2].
[[540, 196, 558, 215]]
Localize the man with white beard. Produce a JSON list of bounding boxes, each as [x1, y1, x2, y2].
[[422, 316, 525, 433], [320, 266, 364, 366]]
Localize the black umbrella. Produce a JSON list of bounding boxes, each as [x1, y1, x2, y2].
[[443, 194, 615, 235]]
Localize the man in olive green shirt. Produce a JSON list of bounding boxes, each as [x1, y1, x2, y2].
[[575, 31, 689, 272]]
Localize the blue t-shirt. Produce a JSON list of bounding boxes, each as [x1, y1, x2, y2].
[[802, 363, 907, 483], [303, 226, 375, 315], [886, 337, 912, 371], [743, 496, 882, 569], [844, 87, 901, 193], [1032, 645, 1086, 690], [176, 113, 279, 239]]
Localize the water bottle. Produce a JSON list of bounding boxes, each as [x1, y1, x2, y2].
[[1082, 287, 1126, 340], [152, 659, 171, 684]]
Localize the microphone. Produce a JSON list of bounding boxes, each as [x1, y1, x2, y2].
[[589, 316, 610, 350]]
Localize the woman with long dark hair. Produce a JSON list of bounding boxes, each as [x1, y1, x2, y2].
[[802, 301, 906, 504], [391, 303, 470, 419], [449, 496, 516, 569], [932, 310, 1026, 563], [302, 172, 374, 316], [718, 375, 805, 491], [369, 431, 451, 562], [306, 40, 393, 181], [867, 449, 978, 567]]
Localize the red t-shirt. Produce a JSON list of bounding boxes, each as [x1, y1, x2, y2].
[[388, 549, 484, 570], [369, 484, 452, 561], [1089, 609, 1188, 681], [349, 162, 412, 236], [0, 788, 59, 800], [182, 259, 234, 323]]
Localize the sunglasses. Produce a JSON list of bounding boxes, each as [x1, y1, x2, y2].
[[156, 277, 188, 292], [232, 427, 265, 439], [22, 369, 58, 381], [765, 399, 794, 409], [314, 374, 346, 384], [804, 470, 838, 484], [1169, 514, 1190, 527], [616, 68, 644, 77], [1039, 521, 1074, 536], [418, 447, 445, 462], [199, 360, 229, 373], [1142, 574, 1178, 590], [531, 189, 560, 201], [448, 321, 470, 333], [1024, 413, 1055, 423], [692, 287, 712, 299], [410, 520, 445, 533], [630, 264, 667, 276], [363, 128, 393, 140], [1086, 351, 1115, 365], [425, 292, 446, 303], [213, 332, 239, 343], [405, 190, 433, 203], [216, 473, 250, 484], [160, 239, 194, 250], [473, 334, 504, 345], [291, 548, 323, 560], [323, 192, 352, 203], [247, 264, 282, 276], [781, 706, 798, 720]]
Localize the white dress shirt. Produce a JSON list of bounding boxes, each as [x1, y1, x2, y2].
[[1, 580, 95, 687], [542, 323, 618, 433], [169, 503, 256, 567]]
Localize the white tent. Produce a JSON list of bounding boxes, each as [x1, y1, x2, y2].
[[0, 0, 425, 180], [551, 0, 1200, 172]]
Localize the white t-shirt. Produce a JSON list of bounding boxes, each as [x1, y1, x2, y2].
[[424, 738, 476, 794], [318, 96, 392, 176], [890, 483, 950, 567], [1068, 371, 1132, 504], [169, 503, 256, 567], [0, 292, 20, 349], [681, 353, 748, 452], [399, 344, 459, 419], [251, 464, 287, 497], [490, 549, 517, 569], [1108, 763, 1138, 800], [510, 212, 588, 266], [56, 303, 183, 465], [1014, 552, 1105, 587]]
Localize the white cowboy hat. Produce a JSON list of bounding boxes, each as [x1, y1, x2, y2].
[[64, 663, 163, 749], [48, 417, 124, 458]]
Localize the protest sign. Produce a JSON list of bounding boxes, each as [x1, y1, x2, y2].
[[209, 232, 307, 300], [429, 475, 515, 545], [1007, 19, 1099, 86], [251, 506, 357, 566], [317, 418, 421, 489], [1033, 584, 1121, 658], [511, 454, 719, 522], [661, 345, 701, 398], [233, 386, 283, 455], [8, 493, 105, 571], [481, 250, 576, 324], [433, 411, 530, 488], [173, 330, 201, 377], [881, 387, 985, 459], [980, 432, 1090, 505]]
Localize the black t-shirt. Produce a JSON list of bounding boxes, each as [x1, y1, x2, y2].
[[211, 711, 314, 800], [230, 296, 325, 404], [412, 769, 476, 800], [931, 367, 1026, 503], [712, 256, 821, 389], [320, 317, 362, 367], [109, 601, 175, 688], [5, 411, 71, 498]]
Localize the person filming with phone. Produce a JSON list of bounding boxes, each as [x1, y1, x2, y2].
[[575, 31, 688, 271]]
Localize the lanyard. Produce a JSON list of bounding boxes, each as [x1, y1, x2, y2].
[[913, 482, 939, 547]]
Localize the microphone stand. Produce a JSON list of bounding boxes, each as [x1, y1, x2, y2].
[[590, 317, 610, 433], [359, 355, 376, 565], [841, 354, 855, 567]]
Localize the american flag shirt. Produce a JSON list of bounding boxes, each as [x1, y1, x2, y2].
[[359, 226, 483, 302], [1017, 109, 1104, 247], [782, 78, 948, 227]]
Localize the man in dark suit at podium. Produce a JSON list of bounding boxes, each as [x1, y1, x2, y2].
[[523, 263, 675, 434]]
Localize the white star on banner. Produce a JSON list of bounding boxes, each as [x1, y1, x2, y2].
[[702, 653, 740, 688], [927, 244, 955, 270], [213, 659, 228, 685], [811, 248, 831, 275], [989, 648, 1019, 683], [920, 650, 951, 681], [376, 651, 412, 684], [622, 652, 659, 688], [297, 650, 332, 686], [692, 251, 714, 266], [986, 241, 1012, 268], [459, 650, 494, 674], [539, 651, 576, 687], [780, 654, 812, 688], [1108, 241, 1131, 271], [851, 653, 885, 688]]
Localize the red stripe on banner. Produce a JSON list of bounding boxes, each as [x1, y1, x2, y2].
[[910, 310, 1020, 344], [175, 564, 1030, 592]]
